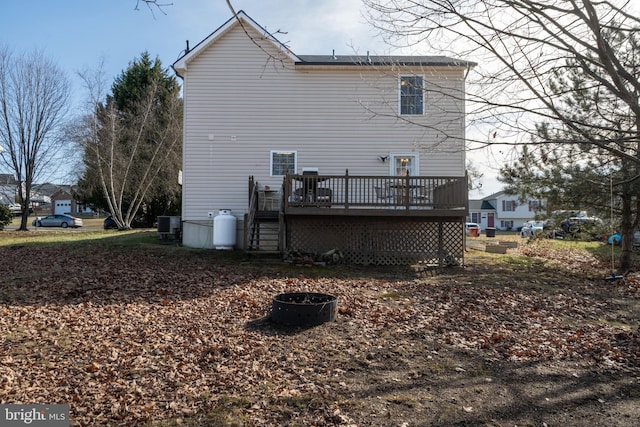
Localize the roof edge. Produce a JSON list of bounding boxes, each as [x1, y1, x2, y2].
[[173, 10, 300, 76], [295, 55, 477, 68]]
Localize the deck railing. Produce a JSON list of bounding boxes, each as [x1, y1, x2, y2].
[[282, 172, 468, 211]]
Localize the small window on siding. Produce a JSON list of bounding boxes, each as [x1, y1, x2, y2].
[[501, 220, 514, 229], [399, 75, 424, 115], [271, 151, 296, 176], [502, 200, 517, 212], [528, 199, 542, 211], [391, 154, 418, 176]]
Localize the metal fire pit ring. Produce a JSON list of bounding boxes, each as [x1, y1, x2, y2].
[[271, 292, 338, 326]]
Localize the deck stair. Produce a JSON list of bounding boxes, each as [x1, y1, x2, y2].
[[245, 178, 283, 253], [247, 211, 281, 253]]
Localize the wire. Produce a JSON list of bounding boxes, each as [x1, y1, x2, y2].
[[610, 172, 615, 274]]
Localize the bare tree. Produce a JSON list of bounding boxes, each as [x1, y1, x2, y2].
[[364, 0, 640, 152], [364, 0, 640, 271], [73, 56, 182, 230], [0, 47, 70, 230], [134, 0, 172, 17]]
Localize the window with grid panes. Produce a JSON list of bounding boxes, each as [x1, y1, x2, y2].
[[270, 151, 296, 176], [400, 75, 424, 115]]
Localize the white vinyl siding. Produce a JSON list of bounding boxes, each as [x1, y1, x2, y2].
[[179, 22, 468, 246]]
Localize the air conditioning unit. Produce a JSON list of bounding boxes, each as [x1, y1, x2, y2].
[[157, 216, 181, 235]]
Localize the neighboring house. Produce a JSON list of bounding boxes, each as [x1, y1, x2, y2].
[[31, 182, 57, 206], [0, 176, 53, 208], [0, 174, 17, 205], [467, 199, 483, 225], [50, 186, 91, 215], [469, 191, 546, 231], [0, 178, 90, 214], [50, 189, 76, 215], [173, 11, 475, 264]]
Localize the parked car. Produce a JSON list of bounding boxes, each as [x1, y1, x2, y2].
[[560, 216, 602, 234], [7, 204, 21, 216], [103, 216, 118, 230], [465, 222, 481, 236], [103, 215, 150, 229], [32, 214, 83, 228], [520, 220, 545, 237], [7, 204, 34, 216]]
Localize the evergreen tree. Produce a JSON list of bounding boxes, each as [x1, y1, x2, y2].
[[500, 28, 640, 271], [75, 52, 182, 228]]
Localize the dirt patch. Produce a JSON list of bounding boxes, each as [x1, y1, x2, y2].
[[0, 234, 638, 426]]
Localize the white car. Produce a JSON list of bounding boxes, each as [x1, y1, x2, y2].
[[521, 220, 545, 237], [7, 204, 21, 216]]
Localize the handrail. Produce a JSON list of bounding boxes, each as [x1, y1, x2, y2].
[[282, 173, 468, 211], [245, 177, 259, 249]]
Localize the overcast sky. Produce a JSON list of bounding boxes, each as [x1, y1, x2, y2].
[[1, 0, 500, 195]]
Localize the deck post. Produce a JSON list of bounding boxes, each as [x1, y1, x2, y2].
[[344, 169, 349, 210], [438, 221, 444, 267], [404, 174, 410, 210]]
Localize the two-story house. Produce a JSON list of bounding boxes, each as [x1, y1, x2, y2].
[[469, 191, 546, 231], [173, 11, 476, 265]]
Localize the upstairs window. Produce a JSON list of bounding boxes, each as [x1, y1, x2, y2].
[[271, 151, 296, 176], [502, 200, 517, 212], [528, 199, 543, 211], [399, 75, 424, 115]]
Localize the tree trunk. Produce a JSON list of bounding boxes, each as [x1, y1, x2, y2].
[[18, 209, 29, 231]]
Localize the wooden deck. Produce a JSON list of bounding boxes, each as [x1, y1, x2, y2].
[[246, 173, 468, 265], [282, 173, 468, 216]]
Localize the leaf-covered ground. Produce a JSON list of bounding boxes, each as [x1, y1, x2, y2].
[[0, 233, 639, 426]]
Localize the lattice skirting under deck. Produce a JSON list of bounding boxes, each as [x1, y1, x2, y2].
[[286, 216, 464, 266]]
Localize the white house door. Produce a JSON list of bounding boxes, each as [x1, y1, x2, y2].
[[54, 200, 71, 215], [390, 154, 418, 176]]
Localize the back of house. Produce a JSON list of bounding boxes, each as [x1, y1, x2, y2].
[[173, 11, 475, 251]]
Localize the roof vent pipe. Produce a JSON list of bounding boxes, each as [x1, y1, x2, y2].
[[332, 49, 336, 60], [367, 50, 371, 63], [186, 40, 190, 53]]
